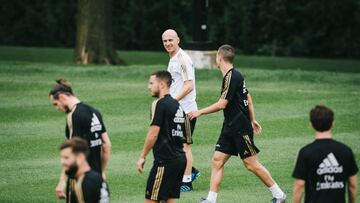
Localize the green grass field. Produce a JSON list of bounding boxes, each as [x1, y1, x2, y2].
[[0, 46, 359, 202]]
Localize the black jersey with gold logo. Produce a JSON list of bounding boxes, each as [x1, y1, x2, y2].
[[220, 68, 252, 136], [65, 103, 107, 173], [150, 95, 185, 162]]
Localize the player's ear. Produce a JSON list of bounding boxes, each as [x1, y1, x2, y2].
[[58, 93, 67, 101], [159, 81, 165, 89]]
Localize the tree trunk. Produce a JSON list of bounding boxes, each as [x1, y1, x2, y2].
[[74, 0, 125, 65]]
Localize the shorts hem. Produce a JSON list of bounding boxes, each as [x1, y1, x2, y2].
[[215, 148, 238, 156]]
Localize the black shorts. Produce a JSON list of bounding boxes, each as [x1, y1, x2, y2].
[[215, 129, 260, 159], [145, 156, 186, 201], [183, 115, 196, 144]]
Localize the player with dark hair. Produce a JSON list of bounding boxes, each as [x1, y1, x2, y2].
[[189, 45, 286, 203], [292, 105, 358, 203], [136, 70, 187, 203], [162, 29, 200, 192], [60, 137, 109, 203], [49, 79, 112, 199]]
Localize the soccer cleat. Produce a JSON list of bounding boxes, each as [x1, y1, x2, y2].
[[199, 197, 212, 203], [271, 194, 287, 203], [180, 182, 193, 192], [191, 167, 201, 182]]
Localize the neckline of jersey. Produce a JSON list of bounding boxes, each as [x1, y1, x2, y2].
[[224, 68, 234, 78], [170, 48, 182, 60]]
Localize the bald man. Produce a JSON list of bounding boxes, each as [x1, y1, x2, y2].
[[162, 29, 200, 192]]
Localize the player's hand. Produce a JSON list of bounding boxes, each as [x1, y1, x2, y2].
[[136, 157, 146, 173], [55, 181, 66, 199], [252, 120, 262, 135], [188, 111, 201, 120]]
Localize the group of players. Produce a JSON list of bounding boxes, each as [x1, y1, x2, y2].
[[49, 29, 358, 203]]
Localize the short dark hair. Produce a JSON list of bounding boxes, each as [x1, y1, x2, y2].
[[60, 137, 89, 158], [218, 44, 235, 63], [49, 79, 73, 99], [310, 105, 334, 132], [151, 70, 173, 87]]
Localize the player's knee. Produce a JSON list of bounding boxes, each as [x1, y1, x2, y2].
[[243, 159, 260, 172], [211, 156, 225, 169]]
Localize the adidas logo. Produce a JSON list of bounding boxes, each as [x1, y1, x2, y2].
[[244, 150, 249, 155], [91, 113, 101, 126], [173, 107, 185, 123], [90, 113, 102, 132], [317, 153, 343, 175]]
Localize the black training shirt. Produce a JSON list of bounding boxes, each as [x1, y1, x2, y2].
[[65, 103, 107, 173], [66, 170, 109, 203], [150, 95, 185, 162], [220, 68, 252, 136], [292, 139, 358, 203]]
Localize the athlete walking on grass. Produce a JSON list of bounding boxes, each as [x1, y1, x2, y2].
[[162, 29, 200, 192], [189, 45, 287, 203], [137, 71, 187, 203], [49, 79, 112, 199]]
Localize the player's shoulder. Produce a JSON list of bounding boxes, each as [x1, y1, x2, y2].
[[153, 96, 167, 108], [71, 103, 87, 117], [74, 102, 90, 113], [84, 170, 103, 183], [72, 103, 95, 118], [177, 49, 192, 63], [223, 68, 241, 83], [231, 68, 244, 80], [331, 139, 353, 153], [79, 102, 101, 114], [152, 99, 161, 109], [156, 95, 177, 108], [298, 141, 318, 156], [160, 95, 176, 104]]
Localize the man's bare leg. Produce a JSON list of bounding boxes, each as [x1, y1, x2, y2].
[[242, 155, 285, 199], [183, 143, 193, 182], [166, 199, 176, 203], [202, 151, 231, 203]]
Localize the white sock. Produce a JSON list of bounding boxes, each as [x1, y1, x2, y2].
[[269, 183, 285, 199], [182, 175, 192, 183], [207, 191, 218, 203]]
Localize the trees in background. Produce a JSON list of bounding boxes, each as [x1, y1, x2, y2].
[[1, 0, 360, 58], [74, 0, 124, 64]]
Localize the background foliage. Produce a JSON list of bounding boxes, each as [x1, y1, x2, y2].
[[1, 0, 360, 58]]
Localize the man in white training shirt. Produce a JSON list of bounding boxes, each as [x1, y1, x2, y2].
[[162, 29, 200, 192]]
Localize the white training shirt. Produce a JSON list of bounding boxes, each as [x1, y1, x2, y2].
[[167, 48, 198, 114]]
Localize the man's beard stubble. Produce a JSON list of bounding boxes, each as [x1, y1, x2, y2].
[[65, 163, 78, 179]]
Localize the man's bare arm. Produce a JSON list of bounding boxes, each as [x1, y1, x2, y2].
[[348, 175, 357, 203], [293, 179, 305, 203], [55, 168, 67, 199], [175, 80, 194, 101], [188, 99, 228, 119], [136, 126, 160, 173], [247, 94, 262, 134], [101, 132, 111, 179]]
